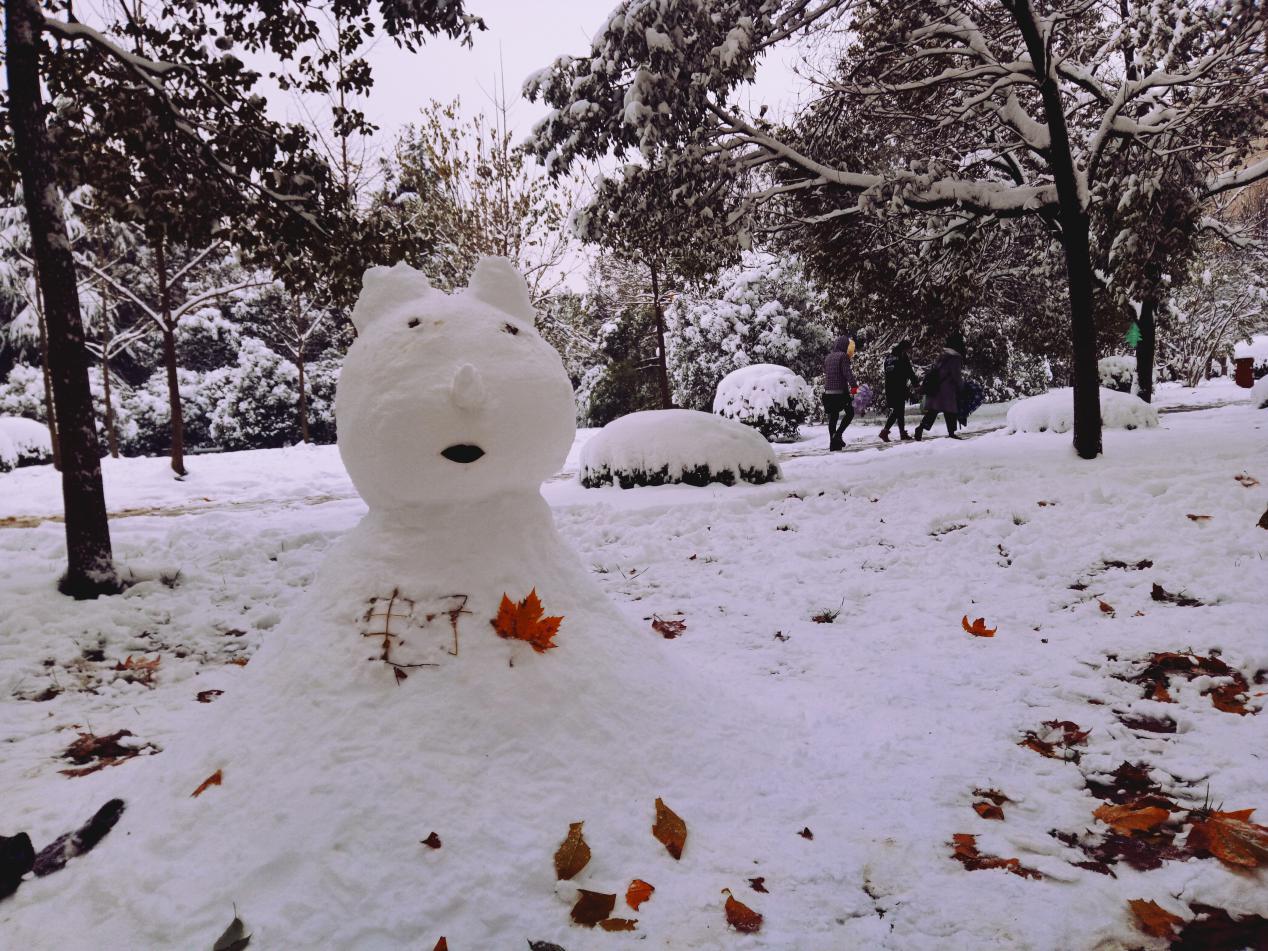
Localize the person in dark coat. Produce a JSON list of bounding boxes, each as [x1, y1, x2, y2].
[[878, 339, 919, 442], [915, 332, 966, 440], [822, 334, 857, 451]]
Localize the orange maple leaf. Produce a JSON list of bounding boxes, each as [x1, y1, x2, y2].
[[961, 615, 997, 637], [626, 879, 655, 911], [1186, 809, 1268, 868], [1128, 899, 1183, 938], [1094, 802, 1170, 835], [491, 589, 562, 653]]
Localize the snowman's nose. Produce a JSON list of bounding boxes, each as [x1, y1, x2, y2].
[[450, 364, 487, 411]]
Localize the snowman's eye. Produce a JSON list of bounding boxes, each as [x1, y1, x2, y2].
[[407, 317, 421, 329], [501, 322, 520, 336]]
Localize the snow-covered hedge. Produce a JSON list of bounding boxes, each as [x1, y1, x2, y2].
[[712, 363, 814, 442], [1098, 355, 1136, 393], [0, 416, 52, 472], [579, 409, 781, 489], [1252, 374, 1268, 409], [1006, 387, 1159, 434]]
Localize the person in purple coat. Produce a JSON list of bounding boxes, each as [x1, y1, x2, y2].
[[822, 334, 857, 451], [914, 332, 966, 440]]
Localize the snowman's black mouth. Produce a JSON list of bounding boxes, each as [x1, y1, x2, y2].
[[441, 444, 485, 464]]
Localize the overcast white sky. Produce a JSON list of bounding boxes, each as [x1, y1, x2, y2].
[[280, 0, 809, 155]]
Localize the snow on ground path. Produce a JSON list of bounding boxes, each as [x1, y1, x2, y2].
[[0, 403, 1265, 948]]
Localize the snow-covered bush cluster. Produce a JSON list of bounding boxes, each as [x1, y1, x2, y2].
[[1006, 387, 1159, 434], [579, 409, 780, 488], [712, 364, 814, 442], [666, 256, 833, 415], [1098, 355, 1137, 393], [0, 415, 51, 472], [1252, 374, 1268, 410]]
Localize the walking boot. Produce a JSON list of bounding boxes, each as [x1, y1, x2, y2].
[[878, 429, 890, 443], [913, 426, 923, 441]]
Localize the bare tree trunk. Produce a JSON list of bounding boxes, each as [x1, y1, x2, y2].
[[33, 264, 62, 470], [1135, 298, 1156, 403], [155, 230, 187, 476], [649, 261, 672, 409], [1014, 0, 1101, 459], [100, 293, 119, 458], [296, 347, 311, 444], [6, 0, 117, 596]]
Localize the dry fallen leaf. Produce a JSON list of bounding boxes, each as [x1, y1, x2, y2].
[[1098, 599, 1115, 615], [1128, 899, 1183, 938], [748, 876, 768, 893], [421, 832, 442, 849], [1094, 802, 1170, 835], [626, 879, 654, 910], [1234, 472, 1260, 488], [491, 589, 562, 653], [798, 827, 814, 840], [974, 801, 1005, 820], [571, 889, 616, 927], [554, 821, 590, 881], [432, 939, 448, 951], [1186, 514, 1213, 522], [212, 913, 251, 951], [950, 834, 1042, 879], [1186, 809, 1268, 868], [961, 615, 997, 637], [599, 918, 638, 932], [652, 797, 687, 860], [651, 615, 686, 639], [192, 769, 223, 798], [722, 889, 763, 933]]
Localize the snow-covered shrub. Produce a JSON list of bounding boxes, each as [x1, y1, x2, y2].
[[1252, 374, 1268, 410], [303, 357, 341, 444], [579, 409, 780, 488], [712, 364, 813, 442], [207, 337, 300, 450], [1098, 355, 1136, 393], [1005, 387, 1159, 434], [177, 307, 242, 372], [0, 364, 47, 419], [666, 256, 833, 413], [0, 415, 52, 471]]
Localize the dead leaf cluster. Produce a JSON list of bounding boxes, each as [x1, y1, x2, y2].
[[949, 834, 1042, 879], [112, 654, 160, 686], [1019, 720, 1089, 761], [649, 615, 686, 639], [1125, 651, 1256, 716], [60, 730, 157, 777], [1129, 899, 1268, 947]]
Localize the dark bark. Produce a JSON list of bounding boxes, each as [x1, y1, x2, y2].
[[1013, 0, 1102, 459], [100, 297, 119, 458], [296, 347, 311, 444], [34, 275, 62, 470], [1135, 298, 1156, 403], [6, 0, 118, 596], [649, 261, 672, 409], [154, 231, 187, 476]]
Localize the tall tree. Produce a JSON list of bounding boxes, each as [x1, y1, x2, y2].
[[526, 0, 1267, 459]]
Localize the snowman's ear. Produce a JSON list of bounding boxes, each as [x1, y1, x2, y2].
[[351, 262, 433, 334], [466, 256, 535, 322]]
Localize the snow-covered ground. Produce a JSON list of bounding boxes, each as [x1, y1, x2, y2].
[[1, 395, 1265, 949]]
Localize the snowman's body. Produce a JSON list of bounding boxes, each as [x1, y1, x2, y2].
[[2, 260, 772, 949]]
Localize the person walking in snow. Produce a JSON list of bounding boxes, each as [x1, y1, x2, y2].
[[878, 339, 919, 442], [823, 334, 857, 451], [914, 332, 966, 441]]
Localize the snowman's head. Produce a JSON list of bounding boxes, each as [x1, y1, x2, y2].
[[335, 257, 577, 509]]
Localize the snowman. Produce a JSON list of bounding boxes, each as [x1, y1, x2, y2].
[[3, 259, 780, 949]]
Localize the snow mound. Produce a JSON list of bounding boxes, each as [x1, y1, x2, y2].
[[580, 408, 781, 488], [1234, 333, 1268, 364], [1252, 374, 1268, 409], [0, 416, 52, 472], [713, 363, 814, 442], [1097, 355, 1136, 393], [1006, 387, 1159, 434]]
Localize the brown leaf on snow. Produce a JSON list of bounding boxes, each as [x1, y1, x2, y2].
[[491, 589, 563, 653], [626, 879, 654, 910], [1094, 803, 1171, 835], [1128, 899, 1183, 938], [599, 918, 638, 932], [1098, 599, 1115, 615], [191, 769, 223, 798], [748, 876, 768, 893], [652, 797, 687, 860], [1233, 472, 1260, 488], [722, 889, 763, 933], [570, 889, 616, 927], [1019, 720, 1089, 760], [1185, 513, 1212, 522], [651, 615, 686, 639], [974, 801, 1005, 820], [1176, 903, 1268, 947], [1186, 809, 1268, 868], [1149, 583, 1204, 607], [195, 689, 224, 703], [950, 834, 1043, 879], [554, 822, 591, 881], [421, 832, 442, 849], [432, 939, 447, 951], [961, 615, 997, 637], [798, 826, 814, 839], [59, 730, 157, 777]]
